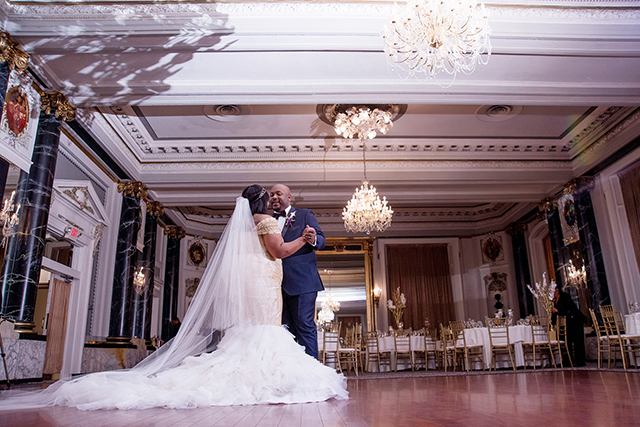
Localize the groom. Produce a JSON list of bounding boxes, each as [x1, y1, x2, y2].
[[270, 184, 325, 359]]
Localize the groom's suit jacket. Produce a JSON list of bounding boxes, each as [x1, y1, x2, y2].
[[280, 207, 325, 296]]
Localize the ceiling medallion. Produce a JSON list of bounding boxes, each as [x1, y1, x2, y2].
[[203, 105, 252, 122], [475, 105, 523, 122]]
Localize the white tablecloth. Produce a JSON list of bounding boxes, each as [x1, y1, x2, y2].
[[372, 335, 436, 372], [625, 313, 640, 334], [463, 325, 534, 369]]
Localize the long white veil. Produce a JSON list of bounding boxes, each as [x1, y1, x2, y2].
[[133, 196, 262, 375], [0, 196, 263, 408]]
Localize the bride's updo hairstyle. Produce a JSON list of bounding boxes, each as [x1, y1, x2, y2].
[[242, 184, 269, 215]]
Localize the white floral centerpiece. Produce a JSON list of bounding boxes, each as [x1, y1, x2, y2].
[[387, 287, 406, 329], [526, 272, 557, 326]]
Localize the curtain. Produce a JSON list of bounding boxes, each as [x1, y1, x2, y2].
[[543, 234, 556, 283], [386, 244, 455, 331], [619, 159, 640, 274]]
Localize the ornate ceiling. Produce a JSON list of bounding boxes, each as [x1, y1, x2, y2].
[[2, 0, 639, 237]]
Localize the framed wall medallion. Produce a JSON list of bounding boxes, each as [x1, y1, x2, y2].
[[0, 70, 41, 172], [187, 238, 207, 268], [558, 193, 579, 246], [481, 234, 504, 264]]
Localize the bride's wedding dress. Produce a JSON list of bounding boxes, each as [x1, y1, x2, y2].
[[0, 197, 347, 410]]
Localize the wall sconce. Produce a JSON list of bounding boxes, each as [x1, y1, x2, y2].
[[133, 266, 146, 295], [1, 191, 20, 247], [373, 285, 382, 308]]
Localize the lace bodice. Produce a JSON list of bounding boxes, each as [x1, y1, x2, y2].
[[256, 217, 281, 261], [245, 216, 283, 326]]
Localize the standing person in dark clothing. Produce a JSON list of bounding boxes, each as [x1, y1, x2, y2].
[[552, 288, 588, 367]]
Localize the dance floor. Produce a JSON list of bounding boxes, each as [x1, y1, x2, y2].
[[1, 369, 639, 426]]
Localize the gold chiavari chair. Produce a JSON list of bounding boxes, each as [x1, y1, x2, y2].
[[338, 324, 359, 376], [549, 316, 572, 368], [439, 324, 459, 371], [523, 315, 554, 369], [600, 305, 640, 369], [614, 311, 640, 367], [448, 321, 467, 371], [321, 326, 341, 372], [364, 332, 392, 372], [394, 328, 414, 371], [425, 329, 438, 370], [589, 308, 612, 369], [485, 317, 516, 371], [600, 304, 626, 369], [459, 326, 485, 372]]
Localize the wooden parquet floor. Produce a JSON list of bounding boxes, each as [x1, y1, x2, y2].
[[1, 370, 639, 426]]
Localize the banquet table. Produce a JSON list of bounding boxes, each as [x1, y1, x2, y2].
[[371, 335, 437, 372], [463, 325, 535, 369], [625, 313, 640, 334]]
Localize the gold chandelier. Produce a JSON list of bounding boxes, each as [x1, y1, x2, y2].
[[342, 144, 393, 234], [382, 0, 491, 80]]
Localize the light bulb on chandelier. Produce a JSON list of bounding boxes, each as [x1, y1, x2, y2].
[[382, 0, 491, 83]]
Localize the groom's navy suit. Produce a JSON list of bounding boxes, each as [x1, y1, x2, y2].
[[280, 206, 325, 359]]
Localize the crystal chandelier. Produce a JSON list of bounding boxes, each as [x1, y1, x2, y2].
[[342, 145, 394, 234], [318, 291, 340, 325], [382, 0, 491, 80], [334, 106, 393, 142], [566, 260, 587, 289]]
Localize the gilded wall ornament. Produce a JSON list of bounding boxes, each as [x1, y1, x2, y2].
[[564, 176, 594, 196], [164, 226, 186, 240], [484, 272, 508, 292], [117, 181, 147, 199], [146, 200, 164, 218], [558, 193, 580, 246], [187, 237, 207, 268], [538, 197, 558, 213], [481, 233, 504, 264], [0, 31, 30, 73], [40, 91, 76, 122], [63, 186, 94, 214]]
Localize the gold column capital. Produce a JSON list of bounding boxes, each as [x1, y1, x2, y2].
[[164, 226, 186, 240], [146, 200, 164, 218], [40, 91, 76, 122], [538, 197, 558, 213], [564, 176, 594, 195], [0, 31, 30, 73], [117, 181, 147, 199], [505, 222, 528, 236]]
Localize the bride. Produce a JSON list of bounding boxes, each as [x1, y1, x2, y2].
[[0, 184, 348, 410]]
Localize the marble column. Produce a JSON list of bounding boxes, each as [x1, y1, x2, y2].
[[0, 92, 75, 332], [0, 31, 30, 110], [161, 226, 184, 342], [539, 198, 566, 289], [566, 177, 611, 309], [131, 201, 163, 343], [107, 181, 147, 344], [505, 222, 535, 317]]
